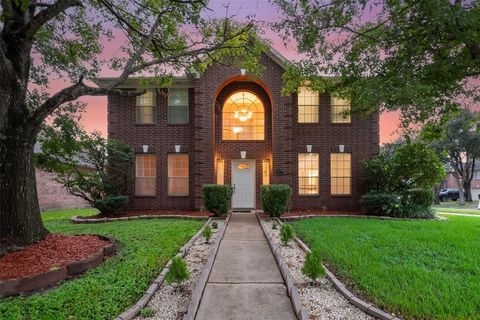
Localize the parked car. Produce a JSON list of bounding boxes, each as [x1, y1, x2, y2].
[[439, 189, 460, 202]]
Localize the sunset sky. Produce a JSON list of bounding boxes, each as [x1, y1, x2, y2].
[[75, 0, 404, 144]]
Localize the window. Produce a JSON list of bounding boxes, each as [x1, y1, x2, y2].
[[135, 155, 156, 196], [262, 160, 270, 185], [298, 153, 319, 195], [168, 154, 189, 196], [331, 96, 351, 123], [222, 91, 264, 140], [298, 86, 319, 123], [168, 88, 189, 124], [136, 89, 156, 124], [475, 169, 480, 179], [331, 153, 351, 195], [217, 159, 225, 185]]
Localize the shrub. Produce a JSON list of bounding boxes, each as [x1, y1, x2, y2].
[[202, 184, 233, 216], [280, 223, 295, 246], [211, 221, 218, 229], [302, 251, 325, 283], [272, 220, 278, 230], [360, 192, 402, 217], [140, 307, 155, 318], [165, 256, 190, 286], [203, 225, 212, 243], [94, 195, 129, 216], [400, 203, 435, 219], [260, 184, 292, 217], [402, 188, 433, 207]]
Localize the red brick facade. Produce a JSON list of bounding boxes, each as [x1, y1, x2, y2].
[[107, 53, 379, 211]]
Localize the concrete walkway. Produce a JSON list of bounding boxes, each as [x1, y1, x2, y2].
[[195, 212, 297, 320]]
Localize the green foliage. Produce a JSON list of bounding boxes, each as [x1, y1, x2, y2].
[[0, 210, 202, 320], [402, 189, 434, 208], [301, 251, 325, 282], [36, 114, 133, 215], [272, 220, 278, 230], [203, 225, 212, 243], [165, 256, 190, 286], [280, 223, 295, 246], [211, 221, 218, 229], [140, 307, 155, 318], [260, 185, 292, 217], [273, 0, 480, 127], [202, 185, 233, 216], [360, 192, 402, 217]]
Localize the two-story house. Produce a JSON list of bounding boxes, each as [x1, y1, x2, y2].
[[102, 48, 379, 212]]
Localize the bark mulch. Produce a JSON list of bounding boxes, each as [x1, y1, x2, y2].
[[0, 234, 110, 280], [78, 209, 212, 219], [259, 210, 362, 219]]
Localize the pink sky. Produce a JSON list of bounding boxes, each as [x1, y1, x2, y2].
[[73, 0, 402, 144]]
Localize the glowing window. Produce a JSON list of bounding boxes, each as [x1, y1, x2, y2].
[[262, 160, 270, 185], [298, 153, 319, 195], [168, 154, 189, 196], [217, 159, 225, 185], [222, 91, 264, 140], [135, 155, 156, 196], [298, 86, 319, 123], [330, 153, 351, 195], [331, 96, 351, 123], [136, 89, 156, 124]]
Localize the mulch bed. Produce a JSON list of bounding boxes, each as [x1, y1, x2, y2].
[[0, 234, 110, 281], [77, 209, 212, 220], [258, 210, 362, 219]]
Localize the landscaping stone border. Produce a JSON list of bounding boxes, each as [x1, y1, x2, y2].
[[256, 213, 309, 320], [0, 236, 116, 298], [182, 213, 231, 320], [71, 215, 210, 224], [276, 217, 402, 320], [113, 216, 227, 320]]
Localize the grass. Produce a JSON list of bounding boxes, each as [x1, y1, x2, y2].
[[433, 200, 480, 215], [0, 208, 203, 320], [293, 216, 480, 320]]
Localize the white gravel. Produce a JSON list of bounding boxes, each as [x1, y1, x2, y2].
[[262, 220, 374, 320], [136, 220, 224, 320]]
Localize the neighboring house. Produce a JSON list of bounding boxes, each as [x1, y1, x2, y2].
[[34, 144, 92, 211], [101, 47, 379, 211], [442, 162, 480, 200]]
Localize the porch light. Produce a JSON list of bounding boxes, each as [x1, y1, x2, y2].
[[240, 151, 247, 159], [306, 145, 312, 153], [175, 145, 181, 153], [240, 68, 246, 76], [142, 145, 149, 153], [339, 145, 345, 153]]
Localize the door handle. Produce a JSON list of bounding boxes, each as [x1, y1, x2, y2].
[[232, 184, 236, 193]]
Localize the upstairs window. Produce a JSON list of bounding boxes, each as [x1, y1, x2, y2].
[[168, 88, 189, 124], [136, 89, 157, 124], [135, 155, 156, 196], [168, 154, 189, 196], [298, 153, 319, 195], [331, 96, 351, 123], [223, 91, 264, 140], [298, 86, 319, 123], [330, 153, 351, 195]]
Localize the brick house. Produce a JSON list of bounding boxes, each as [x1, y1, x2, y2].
[[102, 48, 379, 212]]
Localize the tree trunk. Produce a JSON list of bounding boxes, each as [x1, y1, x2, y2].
[[432, 185, 440, 204], [463, 180, 472, 202], [453, 174, 465, 205], [0, 137, 48, 254]]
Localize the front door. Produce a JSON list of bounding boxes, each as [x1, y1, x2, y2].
[[231, 160, 256, 209]]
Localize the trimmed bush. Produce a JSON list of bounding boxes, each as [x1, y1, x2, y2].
[[360, 192, 401, 217], [203, 225, 212, 243], [202, 184, 233, 216], [361, 190, 434, 219], [280, 223, 295, 246], [94, 195, 128, 216], [260, 184, 292, 217], [402, 188, 433, 207], [165, 256, 190, 286], [302, 251, 325, 283]]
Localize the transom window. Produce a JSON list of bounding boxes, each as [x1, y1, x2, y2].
[[168, 154, 189, 196], [135, 155, 156, 196], [168, 88, 189, 124], [298, 86, 319, 123], [331, 153, 351, 195], [331, 96, 351, 123], [222, 91, 264, 140], [298, 153, 319, 195], [136, 89, 157, 124]]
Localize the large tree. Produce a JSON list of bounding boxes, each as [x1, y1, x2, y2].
[[272, 0, 480, 127], [0, 0, 262, 253]]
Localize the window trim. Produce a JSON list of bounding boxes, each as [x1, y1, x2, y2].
[[297, 86, 319, 124], [135, 89, 157, 125], [135, 154, 157, 197], [331, 95, 351, 124], [298, 153, 319, 196], [167, 88, 190, 125], [330, 152, 352, 196], [167, 153, 189, 197]]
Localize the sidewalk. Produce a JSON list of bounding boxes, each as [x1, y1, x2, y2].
[[195, 212, 297, 320]]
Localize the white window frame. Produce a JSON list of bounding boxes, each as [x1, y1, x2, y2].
[[330, 153, 352, 195], [298, 153, 319, 195], [168, 154, 189, 196], [331, 95, 351, 123], [168, 88, 189, 124], [135, 154, 156, 196], [298, 86, 319, 123], [136, 89, 157, 124]]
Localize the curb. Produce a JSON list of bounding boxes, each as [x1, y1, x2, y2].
[[256, 213, 309, 320], [275, 218, 402, 320], [182, 213, 231, 320], [71, 215, 210, 224], [113, 217, 214, 320]]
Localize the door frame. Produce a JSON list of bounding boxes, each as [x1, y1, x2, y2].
[[231, 159, 256, 209]]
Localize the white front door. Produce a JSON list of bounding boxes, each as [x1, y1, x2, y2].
[[231, 160, 256, 209]]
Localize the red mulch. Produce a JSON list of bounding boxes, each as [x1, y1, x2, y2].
[[0, 234, 110, 280], [79, 209, 212, 219]]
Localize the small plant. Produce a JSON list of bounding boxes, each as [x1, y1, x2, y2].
[[203, 225, 212, 243], [280, 223, 295, 246], [165, 256, 190, 288], [301, 251, 325, 283], [260, 184, 292, 217], [272, 220, 278, 230], [211, 221, 218, 229], [140, 307, 155, 318]]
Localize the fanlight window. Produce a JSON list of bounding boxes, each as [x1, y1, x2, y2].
[[223, 91, 265, 140]]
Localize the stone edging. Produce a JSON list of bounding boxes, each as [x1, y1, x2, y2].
[[114, 217, 215, 320], [0, 237, 116, 298], [281, 214, 445, 222], [275, 217, 402, 320], [256, 213, 309, 320], [71, 215, 210, 224], [182, 213, 231, 320]]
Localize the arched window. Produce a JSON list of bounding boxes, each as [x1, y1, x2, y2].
[[222, 91, 264, 140]]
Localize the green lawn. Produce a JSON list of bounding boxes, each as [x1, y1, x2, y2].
[[293, 216, 480, 320], [433, 200, 480, 215], [0, 208, 203, 320]]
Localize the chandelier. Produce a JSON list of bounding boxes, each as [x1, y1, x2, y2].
[[234, 109, 253, 122]]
